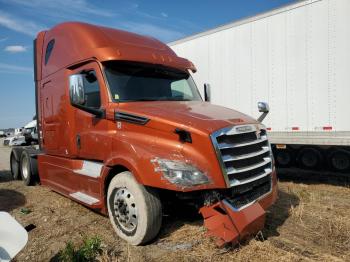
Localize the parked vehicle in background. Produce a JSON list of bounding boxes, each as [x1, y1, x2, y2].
[[10, 22, 277, 246], [0, 131, 6, 137], [23, 120, 38, 145], [3, 136, 26, 146], [14, 128, 23, 136], [3, 120, 38, 146], [169, 0, 350, 173]]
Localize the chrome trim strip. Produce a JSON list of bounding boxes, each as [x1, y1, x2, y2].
[[226, 157, 271, 175], [222, 146, 270, 162], [210, 131, 231, 187], [218, 136, 268, 149], [229, 168, 272, 187]]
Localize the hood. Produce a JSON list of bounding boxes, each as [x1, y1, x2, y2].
[[118, 101, 258, 134]]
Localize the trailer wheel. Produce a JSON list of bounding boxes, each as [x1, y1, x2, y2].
[[107, 171, 162, 245], [297, 147, 323, 170], [275, 149, 293, 167], [10, 152, 20, 180], [20, 151, 34, 186], [327, 149, 350, 172]]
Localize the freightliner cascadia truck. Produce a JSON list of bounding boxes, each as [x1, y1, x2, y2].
[[169, 0, 350, 173], [10, 22, 277, 246]]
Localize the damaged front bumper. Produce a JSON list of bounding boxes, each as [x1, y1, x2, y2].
[[199, 170, 278, 247]]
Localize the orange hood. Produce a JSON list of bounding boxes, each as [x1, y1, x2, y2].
[[117, 101, 258, 134]]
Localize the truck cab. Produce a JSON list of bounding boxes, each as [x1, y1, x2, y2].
[[11, 22, 277, 246]]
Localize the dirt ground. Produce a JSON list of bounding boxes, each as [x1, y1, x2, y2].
[[0, 139, 349, 261]]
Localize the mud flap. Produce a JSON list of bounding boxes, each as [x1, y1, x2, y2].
[[199, 200, 266, 247]]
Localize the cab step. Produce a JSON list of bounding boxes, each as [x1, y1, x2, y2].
[[69, 191, 99, 205]]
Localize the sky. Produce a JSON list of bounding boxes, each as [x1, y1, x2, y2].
[[0, 0, 295, 129]]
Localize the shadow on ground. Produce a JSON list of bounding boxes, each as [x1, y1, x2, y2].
[[263, 189, 299, 238], [277, 167, 350, 187], [0, 170, 12, 183], [0, 184, 26, 212]]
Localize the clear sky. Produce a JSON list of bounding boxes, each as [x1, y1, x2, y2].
[[0, 0, 295, 129]]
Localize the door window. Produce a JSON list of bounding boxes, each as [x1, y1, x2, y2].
[[82, 70, 101, 108]]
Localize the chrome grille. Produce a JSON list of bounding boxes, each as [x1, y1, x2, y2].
[[211, 124, 273, 188]]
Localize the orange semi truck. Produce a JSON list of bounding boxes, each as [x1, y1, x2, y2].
[[10, 22, 277, 246]]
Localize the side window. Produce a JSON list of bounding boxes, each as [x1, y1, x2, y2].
[[171, 79, 192, 99], [45, 39, 55, 65], [82, 70, 101, 108]]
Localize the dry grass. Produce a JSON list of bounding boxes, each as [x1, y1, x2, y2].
[[1, 159, 349, 261]]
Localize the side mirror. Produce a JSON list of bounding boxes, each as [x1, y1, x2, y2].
[[258, 102, 269, 113], [69, 74, 85, 106], [257, 102, 269, 122], [69, 74, 105, 118], [204, 83, 211, 102]]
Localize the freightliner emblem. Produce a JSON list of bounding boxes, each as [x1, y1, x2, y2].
[[235, 125, 253, 133]]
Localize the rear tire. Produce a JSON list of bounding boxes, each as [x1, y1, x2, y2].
[[20, 151, 34, 186], [297, 147, 323, 170], [107, 171, 162, 245], [10, 152, 20, 180], [327, 149, 350, 172]]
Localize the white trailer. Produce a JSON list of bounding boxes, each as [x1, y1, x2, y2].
[[169, 0, 350, 172]]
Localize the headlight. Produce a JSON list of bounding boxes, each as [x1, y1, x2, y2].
[[151, 158, 210, 187]]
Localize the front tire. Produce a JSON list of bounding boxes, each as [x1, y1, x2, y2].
[[107, 171, 162, 245]]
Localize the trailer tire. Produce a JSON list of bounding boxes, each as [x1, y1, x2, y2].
[[297, 147, 323, 170], [327, 149, 350, 172], [275, 148, 294, 167], [107, 171, 162, 245], [10, 152, 20, 180], [20, 151, 35, 186]]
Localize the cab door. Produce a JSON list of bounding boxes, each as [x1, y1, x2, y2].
[[70, 61, 111, 161]]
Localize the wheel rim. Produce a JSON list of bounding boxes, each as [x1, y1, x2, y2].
[[11, 154, 18, 176], [332, 152, 350, 171], [113, 188, 138, 233], [22, 155, 30, 179]]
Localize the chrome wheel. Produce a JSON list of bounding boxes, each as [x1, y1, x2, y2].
[[21, 154, 30, 180], [113, 188, 138, 233]]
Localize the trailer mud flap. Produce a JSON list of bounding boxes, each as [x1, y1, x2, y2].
[[199, 200, 266, 247]]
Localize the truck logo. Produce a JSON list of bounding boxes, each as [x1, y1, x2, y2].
[[236, 125, 253, 133]]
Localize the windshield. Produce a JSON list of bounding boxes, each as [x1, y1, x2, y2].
[[104, 62, 202, 102]]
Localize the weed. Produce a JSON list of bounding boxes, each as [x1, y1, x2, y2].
[[58, 236, 102, 262]]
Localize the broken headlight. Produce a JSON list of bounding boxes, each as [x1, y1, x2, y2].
[[152, 158, 210, 187]]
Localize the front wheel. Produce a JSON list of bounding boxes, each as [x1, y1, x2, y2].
[[107, 171, 162, 245]]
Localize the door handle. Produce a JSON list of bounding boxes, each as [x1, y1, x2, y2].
[[76, 134, 81, 149]]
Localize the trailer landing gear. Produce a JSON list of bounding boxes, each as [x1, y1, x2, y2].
[[199, 200, 266, 247]]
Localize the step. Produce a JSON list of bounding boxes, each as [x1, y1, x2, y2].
[[69, 191, 99, 205]]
